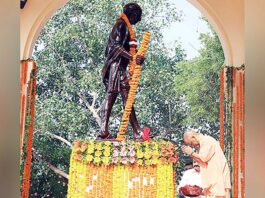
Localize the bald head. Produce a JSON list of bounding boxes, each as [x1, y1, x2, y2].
[[183, 130, 200, 147]]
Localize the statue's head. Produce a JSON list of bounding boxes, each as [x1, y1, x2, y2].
[[123, 3, 142, 25]]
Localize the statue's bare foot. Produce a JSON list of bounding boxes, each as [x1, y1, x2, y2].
[[134, 127, 157, 141], [96, 131, 113, 140]]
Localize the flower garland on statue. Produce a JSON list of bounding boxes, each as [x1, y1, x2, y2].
[[72, 140, 178, 166], [119, 13, 137, 78], [116, 15, 151, 141]]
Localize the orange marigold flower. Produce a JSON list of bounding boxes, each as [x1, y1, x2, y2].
[[73, 154, 82, 161], [80, 143, 88, 152], [169, 157, 177, 163], [160, 157, 167, 164], [162, 149, 168, 157], [166, 143, 174, 150], [167, 152, 173, 158], [74, 140, 81, 148]]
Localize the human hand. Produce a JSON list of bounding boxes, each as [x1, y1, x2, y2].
[[181, 145, 193, 155], [135, 55, 145, 65], [203, 187, 211, 196]]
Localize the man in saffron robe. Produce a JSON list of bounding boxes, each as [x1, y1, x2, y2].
[[181, 130, 231, 198], [97, 3, 153, 140]]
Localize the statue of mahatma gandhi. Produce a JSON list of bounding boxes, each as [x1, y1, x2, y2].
[[97, 3, 156, 140]]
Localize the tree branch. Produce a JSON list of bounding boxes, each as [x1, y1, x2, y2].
[[47, 163, 69, 179], [32, 148, 69, 179], [160, 127, 182, 138], [49, 133, 72, 148], [34, 129, 73, 148], [78, 92, 101, 127]]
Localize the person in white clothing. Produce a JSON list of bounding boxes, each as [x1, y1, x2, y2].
[[178, 161, 205, 198]]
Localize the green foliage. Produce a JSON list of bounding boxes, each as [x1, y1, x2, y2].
[[175, 25, 225, 138]]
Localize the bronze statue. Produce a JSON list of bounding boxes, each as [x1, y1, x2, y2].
[[97, 3, 155, 140]]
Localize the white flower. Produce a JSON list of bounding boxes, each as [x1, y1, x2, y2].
[[128, 181, 133, 189], [150, 178, 154, 185], [92, 174, 98, 181], [143, 177, 147, 186], [86, 185, 93, 193]]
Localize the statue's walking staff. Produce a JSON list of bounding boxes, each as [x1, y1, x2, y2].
[[116, 32, 151, 141]]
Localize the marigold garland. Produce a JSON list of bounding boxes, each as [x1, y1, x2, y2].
[[20, 60, 35, 159], [231, 67, 246, 198], [21, 61, 37, 198], [117, 32, 151, 141], [119, 13, 137, 78], [20, 61, 27, 157], [237, 69, 245, 198], [68, 163, 175, 198], [72, 140, 178, 166], [222, 66, 245, 198], [232, 68, 238, 198], [219, 68, 225, 150]]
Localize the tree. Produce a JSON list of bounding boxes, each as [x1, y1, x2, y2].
[[174, 22, 225, 139]]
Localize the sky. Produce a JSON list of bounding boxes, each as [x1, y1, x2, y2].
[[162, 0, 211, 60]]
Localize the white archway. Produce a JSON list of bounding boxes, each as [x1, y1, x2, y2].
[[187, 0, 232, 66], [21, 0, 69, 60]]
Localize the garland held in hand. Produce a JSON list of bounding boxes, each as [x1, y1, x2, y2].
[[116, 32, 151, 141], [116, 13, 151, 141]]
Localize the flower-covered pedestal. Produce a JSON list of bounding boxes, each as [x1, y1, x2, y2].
[[67, 140, 179, 198]]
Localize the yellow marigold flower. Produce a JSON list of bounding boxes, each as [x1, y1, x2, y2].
[[134, 142, 141, 148], [152, 157, 159, 165], [144, 152, 151, 159], [153, 143, 159, 149], [95, 143, 102, 150], [137, 151, 144, 158], [102, 157, 110, 165], [103, 146, 111, 152], [137, 159, 143, 165], [152, 150, 160, 156], [144, 141, 150, 147], [104, 141, 111, 146], [86, 154, 93, 162], [95, 151, 102, 157], [94, 156, 101, 163], [87, 146, 94, 154], [145, 159, 151, 165], [103, 150, 110, 157]]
